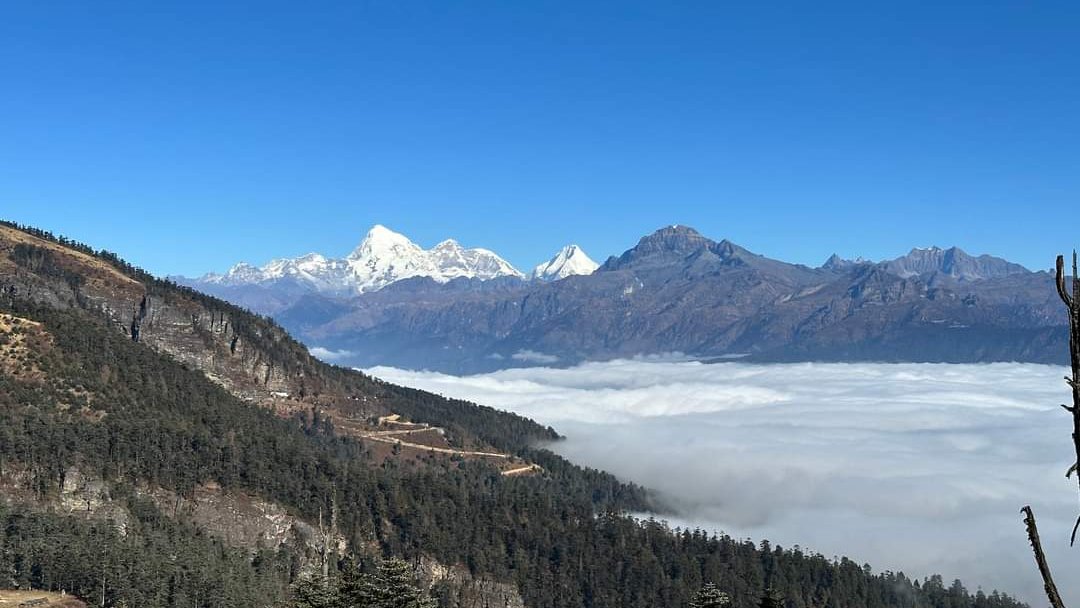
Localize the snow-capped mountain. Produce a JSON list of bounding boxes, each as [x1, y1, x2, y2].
[[179, 223, 1058, 373], [531, 245, 599, 281], [196, 225, 523, 295], [266, 225, 1057, 374], [428, 238, 522, 282]]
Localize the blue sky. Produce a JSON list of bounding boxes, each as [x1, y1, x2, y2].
[[2, 1, 1077, 276]]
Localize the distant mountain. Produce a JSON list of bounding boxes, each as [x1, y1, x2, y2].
[[178, 224, 1064, 372], [531, 245, 599, 281], [820, 253, 871, 271], [882, 246, 1030, 282], [259, 225, 1065, 373], [600, 224, 715, 270], [189, 224, 522, 296], [179, 225, 525, 312]]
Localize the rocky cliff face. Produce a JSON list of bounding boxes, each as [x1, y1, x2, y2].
[[0, 224, 381, 406]]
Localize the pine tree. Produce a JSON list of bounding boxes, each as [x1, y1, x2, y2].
[[338, 558, 434, 608], [339, 560, 379, 607], [758, 587, 784, 608], [372, 558, 435, 608], [690, 582, 731, 608], [291, 575, 338, 608]]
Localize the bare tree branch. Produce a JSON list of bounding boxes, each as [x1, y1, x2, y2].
[[1057, 255, 1073, 307], [1062, 254, 1080, 541], [1022, 506, 1067, 608]]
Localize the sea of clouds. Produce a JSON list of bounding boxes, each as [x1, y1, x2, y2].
[[368, 360, 1079, 604]]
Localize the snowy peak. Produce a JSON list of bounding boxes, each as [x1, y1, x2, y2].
[[340, 225, 523, 290], [223, 262, 263, 283], [202, 255, 351, 293], [426, 238, 523, 282], [532, 245, 599, 281], [263, 253, 331, 277], [348, 224, 425, 261], [197, 225, 523, 295], [461, 248, 523, 280], [344, 225, 439, 291]]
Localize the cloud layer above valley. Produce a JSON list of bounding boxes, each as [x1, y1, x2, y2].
[[369, 360, 1079, 604]]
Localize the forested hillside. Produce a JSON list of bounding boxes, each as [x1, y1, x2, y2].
[[0, 221, 1027, 608]]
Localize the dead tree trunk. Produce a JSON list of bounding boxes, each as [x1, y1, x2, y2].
[[1057, 253, 1080, 543], [318, 488, 339, 582], [1022, 252, 1080, 608], [1023, 506, 1066, 608]]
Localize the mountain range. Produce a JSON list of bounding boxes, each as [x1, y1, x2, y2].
[[182, 225, 599, 310], [0, 220, 1027, 608], [181, 224, 1066, 373]]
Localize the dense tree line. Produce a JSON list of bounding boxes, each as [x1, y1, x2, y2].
[[0, 221, 1030, 608], [0, 498, 293, 608], [291, 558, 435, 608]]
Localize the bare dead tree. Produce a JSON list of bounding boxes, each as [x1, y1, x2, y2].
[[1022, 252, 1080, 608], [318, 486, 339, 582], [1057, 252, 1080, 542], [1023, 506, 1066, 608]]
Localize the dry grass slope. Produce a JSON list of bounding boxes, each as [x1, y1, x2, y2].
[[0, 590, 86, 608]]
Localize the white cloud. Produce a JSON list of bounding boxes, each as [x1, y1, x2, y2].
[[309, 346, 355, 363], [510, 349, 560, 364], [368, 360, 1077, 604]]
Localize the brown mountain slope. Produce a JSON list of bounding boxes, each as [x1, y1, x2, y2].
[[0, 221, 557, 459]]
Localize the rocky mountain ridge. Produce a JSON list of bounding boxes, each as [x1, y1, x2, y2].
[[263, 225, 1064, 372], [881, 245, 1031, 282]]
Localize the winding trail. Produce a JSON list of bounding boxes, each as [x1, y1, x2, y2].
[[500, 464, 543, 477], [357, 430, 510, 458], [356, 417, 544, 476]]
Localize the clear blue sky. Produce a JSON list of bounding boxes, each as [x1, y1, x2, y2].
[[2, 1, 1077, 276]]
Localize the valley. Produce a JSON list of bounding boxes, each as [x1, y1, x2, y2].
[[0, 220, 1031, 608], [371, 359, 1074, 605], [5, 5, 1071, 607]]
